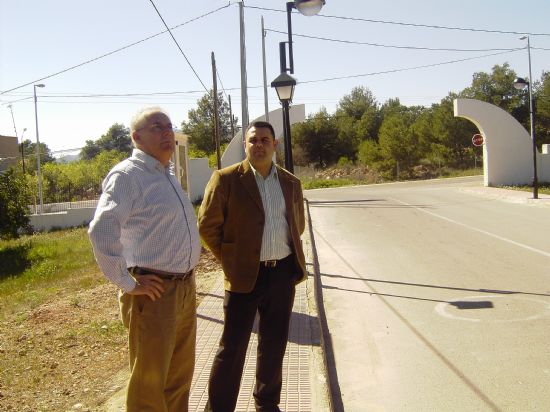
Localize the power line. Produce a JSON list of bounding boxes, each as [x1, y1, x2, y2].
[[216, 67, 230, 101], [299, 49, 524, 84], [0, 4, 231, 95], [147, 0, 209, 92], [265, 29, 522, 52], [3, 49, 539, 106], [1, 96, 33, 105], [26, 90, 206, 98], [244, 5, 550, 37]]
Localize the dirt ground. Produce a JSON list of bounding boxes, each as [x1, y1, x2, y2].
[[0, 250, 220, 412]]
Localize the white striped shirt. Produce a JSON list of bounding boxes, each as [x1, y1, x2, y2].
[[251, 163, 292, 261], [88, 149, 201, 292]]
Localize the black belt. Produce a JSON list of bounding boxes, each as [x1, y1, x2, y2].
[[261, 260, 278, 268], [129, 266, 194, 281], [260, 254, 292, 268]]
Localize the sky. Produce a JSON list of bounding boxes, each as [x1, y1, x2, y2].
[[1, 0, 550, 155]]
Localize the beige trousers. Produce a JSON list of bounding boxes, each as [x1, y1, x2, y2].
[[119, 276, 197, 412]]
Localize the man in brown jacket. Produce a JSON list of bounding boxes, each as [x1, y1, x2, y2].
[[198, 120, 307, 412]]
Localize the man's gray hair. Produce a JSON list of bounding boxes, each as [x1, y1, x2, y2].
[[130, 106, 170, 134]]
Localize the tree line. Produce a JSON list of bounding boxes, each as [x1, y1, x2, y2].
[[291, 63, 550, 179]]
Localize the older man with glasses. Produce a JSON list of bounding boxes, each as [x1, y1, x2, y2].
[[89, 107, 200, 411]]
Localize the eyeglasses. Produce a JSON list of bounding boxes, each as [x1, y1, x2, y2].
[[136, 123, 176, 134]]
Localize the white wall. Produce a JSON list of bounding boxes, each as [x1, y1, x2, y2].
[[187, 158, 212, 203], [454, 98, 550, 186], [30, 208, 96, 232]]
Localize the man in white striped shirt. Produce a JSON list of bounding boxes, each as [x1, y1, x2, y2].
[[199, 121, 307, 412], [88, 107, 201, 412]]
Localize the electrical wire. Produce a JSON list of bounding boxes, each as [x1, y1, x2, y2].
[[299, 49, 524, 84], [5, 49, 547, 106], [216, 67, 230, 101], [0, 3, 231, 95], [244, 5, 550, 37], [265, 29, 522, 52], [147, 0, 209, 92]]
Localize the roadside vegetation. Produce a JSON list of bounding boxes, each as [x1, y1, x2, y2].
[[0, 227, 219, 411], [499, 183, 550, 195], [0, 228, 98, 319], [300, 165, 484, 190]]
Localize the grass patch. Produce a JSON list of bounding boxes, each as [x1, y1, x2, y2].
[[302, 177, 362, 190], [498, 183, 550, 195], [0, 227, 101, 319], [439, 167, 483, 178]]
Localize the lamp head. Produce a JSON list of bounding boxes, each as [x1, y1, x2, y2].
[[35, 84, 45, 88], [271, 72, 297, 102], [513, 77, 529, 91], [294, 0, 325, 16]]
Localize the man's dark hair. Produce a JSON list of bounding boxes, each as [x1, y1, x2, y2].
[[246, 121, 275, 139]]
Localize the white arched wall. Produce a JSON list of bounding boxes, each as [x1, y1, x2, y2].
[[186, 104, 306, 201], [454, 98, 550, 187]]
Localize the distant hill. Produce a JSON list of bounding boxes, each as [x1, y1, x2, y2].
[[56, 154, 80, 163]]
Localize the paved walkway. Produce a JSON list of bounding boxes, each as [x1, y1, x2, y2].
[[106, 271, 324, 412], [189, 274, 316, 412]]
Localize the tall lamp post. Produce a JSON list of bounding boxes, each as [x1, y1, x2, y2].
[[34, 83, 45, 214], [513, 35, 538, 199], [271, 0, 325, 172], [271, 72, 297, 172]]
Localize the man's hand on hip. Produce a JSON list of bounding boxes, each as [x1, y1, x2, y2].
[[129, 274, 165, 301]]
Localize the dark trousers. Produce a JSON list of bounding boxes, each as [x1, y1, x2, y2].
[[207, 255, 296, 412]]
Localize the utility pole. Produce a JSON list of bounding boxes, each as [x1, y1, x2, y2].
[[211, 52, 221, 170], [228, 95, 235, 140], [261, 16, 269, 122], [239, 1, 249, 159], [7, 104, 26, 174], [20, 128, 27, 174]]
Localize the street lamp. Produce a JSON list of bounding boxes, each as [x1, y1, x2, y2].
[[514, 35, 538, 199], [271, 72, 297, 172], [271, 0, 325, 173], [34, 83, 45, 214], [285, 0, 326, 74]]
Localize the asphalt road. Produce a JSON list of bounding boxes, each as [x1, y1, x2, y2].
[[306, 176, 550, 412]]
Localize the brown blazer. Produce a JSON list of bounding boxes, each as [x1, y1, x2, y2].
[[198, 160, 307, 293]]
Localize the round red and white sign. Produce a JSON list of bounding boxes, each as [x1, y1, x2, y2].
[[472, 134, 484, 146]]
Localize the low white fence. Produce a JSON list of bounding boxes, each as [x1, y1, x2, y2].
[[29, 199, 99, 214], [29, 207, 97, 232]]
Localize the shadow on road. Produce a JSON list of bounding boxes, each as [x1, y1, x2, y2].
[[321, 272, 550, 298]]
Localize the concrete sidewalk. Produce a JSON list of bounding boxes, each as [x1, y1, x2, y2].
[[189, 273, 321, 411], [459, 184, 550, 207]]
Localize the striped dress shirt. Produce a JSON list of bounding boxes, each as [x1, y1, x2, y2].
[[251, 163, 292, 261], [88, 149, 201, 292]]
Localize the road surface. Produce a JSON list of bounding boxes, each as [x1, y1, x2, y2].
[[306, 176, 550, 411]]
